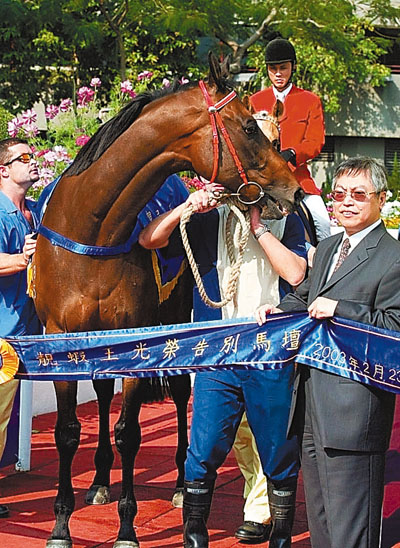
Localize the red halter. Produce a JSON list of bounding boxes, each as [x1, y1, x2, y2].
[[198, 80, 249, 186]]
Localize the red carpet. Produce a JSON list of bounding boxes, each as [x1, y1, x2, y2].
[[0, 393, 398, 547]]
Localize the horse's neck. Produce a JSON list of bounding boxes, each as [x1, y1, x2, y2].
[[46, 95, 198, 245]]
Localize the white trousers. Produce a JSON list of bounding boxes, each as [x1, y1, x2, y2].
[[233, 413, 271, 524], [0, 379, 19, 460]]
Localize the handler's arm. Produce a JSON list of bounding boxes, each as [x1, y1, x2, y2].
[[250, 207, 307, 287], [0, 234, 36, 276], [139, 189, 216, 249]]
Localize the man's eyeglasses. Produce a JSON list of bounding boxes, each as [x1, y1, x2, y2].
[[3, 152, 36, 166], [331, 189, 378, 203]]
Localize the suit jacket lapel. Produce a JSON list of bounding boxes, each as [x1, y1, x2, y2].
[[313, 232, 341, 295], [320, 223, 386, 293]]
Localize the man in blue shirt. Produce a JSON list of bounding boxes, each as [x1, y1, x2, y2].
[[139, 186, 307, 548], [0, 138, 41, 517]]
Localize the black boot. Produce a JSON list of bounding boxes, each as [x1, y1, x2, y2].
[[267, 481, 297, 548], [182, 480, 214, 548]]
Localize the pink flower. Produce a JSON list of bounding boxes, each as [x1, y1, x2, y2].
[[181, 176, 205, 192], [42, 150, 58, 166], [180, 77, 189, 85], [23, 123, 39, 138], [137, 71, 153, 81], [77, 86, 95, 106], [59, 98, 73, 112], [162, 78, 171, 88], [22, 109, 37, 124], [46, 104, 59, 119], [121, 80, 133, 92], [53, 146, 71, 162], [38, 168, 56, 186], [75, 134, 90, 146], [90, 77, 101, 89], [8, 118, 22, 137], [120, 80, 136, 98]]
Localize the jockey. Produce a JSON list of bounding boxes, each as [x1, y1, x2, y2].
[[250, 37, 331, 244]]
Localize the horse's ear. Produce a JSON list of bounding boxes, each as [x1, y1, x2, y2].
[[273, 99, 284, 120], [243, 95, 254, 113], [220, 54, 231, 79], [208, 51, 227, 92]]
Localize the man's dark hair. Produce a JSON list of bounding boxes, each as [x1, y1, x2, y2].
[[0, 138, 29, 165], [333, 156, 388, 193]]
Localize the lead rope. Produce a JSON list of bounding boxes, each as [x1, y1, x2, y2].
[[180, 197, 251, 309]]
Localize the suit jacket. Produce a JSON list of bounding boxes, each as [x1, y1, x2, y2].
[[279, 222, 400, 451], [250, 85, 325, 195]]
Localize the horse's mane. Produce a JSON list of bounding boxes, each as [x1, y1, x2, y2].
[[65, 81, 197, 177]]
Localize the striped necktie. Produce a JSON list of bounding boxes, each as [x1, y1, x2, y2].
[[333, 238, 350, 273]]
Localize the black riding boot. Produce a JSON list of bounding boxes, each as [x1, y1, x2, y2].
[[267, 480, 297, 548], [182, 480, 214, 548]]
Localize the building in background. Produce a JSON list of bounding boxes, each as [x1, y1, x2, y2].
[[312, 1, 400, 191]]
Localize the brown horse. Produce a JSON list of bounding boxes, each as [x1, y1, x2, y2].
[[33, 54, 301, 548]]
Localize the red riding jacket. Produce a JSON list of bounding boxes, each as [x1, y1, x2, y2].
[[250, 85, 325, 195]]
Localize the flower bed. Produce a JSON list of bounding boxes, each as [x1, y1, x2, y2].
[[6, 74, 197, 199]]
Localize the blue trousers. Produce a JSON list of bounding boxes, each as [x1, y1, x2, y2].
[[185, 366, 299, 486]]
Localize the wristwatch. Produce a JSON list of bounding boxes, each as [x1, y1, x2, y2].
[[254, 225, 271, 240]]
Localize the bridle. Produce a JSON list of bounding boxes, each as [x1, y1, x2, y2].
[[252, 110, 281, 152], [198, 80, 265, 206]]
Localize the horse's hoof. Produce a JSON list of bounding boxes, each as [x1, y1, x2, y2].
[[85, 484, 111, 505], [113, 541, 139, 548], [46, 539, 72, 548], [172, 487, 184, 508]]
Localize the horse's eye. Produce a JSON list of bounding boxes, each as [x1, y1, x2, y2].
[[244, 120, 258, 136], [272, 139, 280, 150]]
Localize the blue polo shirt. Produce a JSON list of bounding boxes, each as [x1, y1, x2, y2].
[[0, 190, 41, 337]]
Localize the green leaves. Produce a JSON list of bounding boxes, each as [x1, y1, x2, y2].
[[0, 0, 399, 114]]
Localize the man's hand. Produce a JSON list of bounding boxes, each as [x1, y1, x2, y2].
[[308, 296, 338, 319], [186, 188, 219, 214], [22, 233, 37, 265], [255, 304, 282, 325]]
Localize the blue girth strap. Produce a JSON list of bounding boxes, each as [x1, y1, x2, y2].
[[37, 223, 138, 256], [36, 175, 139, 256]]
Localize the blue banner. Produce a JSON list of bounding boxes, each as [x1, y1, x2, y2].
[[3, 312, 400, 395]]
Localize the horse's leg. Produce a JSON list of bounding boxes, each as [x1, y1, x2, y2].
[[167, 374, 191, 508], [85, 379, 115, 504], [47, 381, 81, 548], [113, 377, 142, 548]]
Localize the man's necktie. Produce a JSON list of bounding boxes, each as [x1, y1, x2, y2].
[[333, 237, 350, 273]]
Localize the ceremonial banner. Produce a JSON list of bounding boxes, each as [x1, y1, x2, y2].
[[3, 312, 400, 395]]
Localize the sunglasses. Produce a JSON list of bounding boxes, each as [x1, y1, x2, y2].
[[3, 152, 36, 166], [331, 189, 378, 203]]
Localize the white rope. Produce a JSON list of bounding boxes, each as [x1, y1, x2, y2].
[[180, 197, 251, 309]]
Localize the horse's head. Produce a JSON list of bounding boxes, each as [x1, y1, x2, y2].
[[248, 100, 283, 152], [190, 53, 301, 220]]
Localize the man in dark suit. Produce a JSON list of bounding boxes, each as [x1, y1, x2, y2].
[[256, 156, 400, 548]]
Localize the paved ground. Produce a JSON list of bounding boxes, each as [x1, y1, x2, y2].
[[0, 392, 399, 547]]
